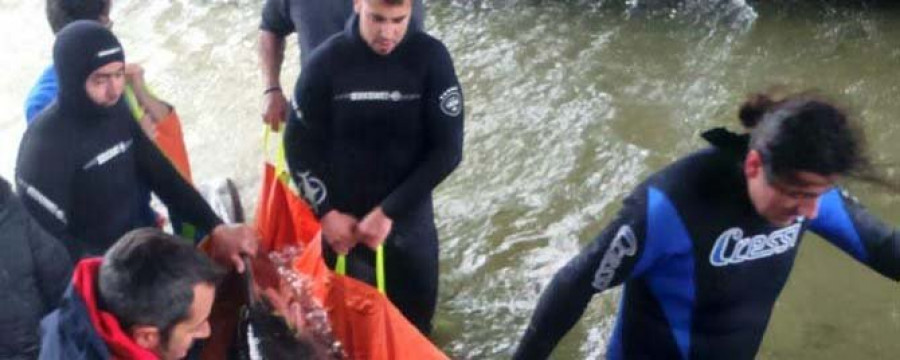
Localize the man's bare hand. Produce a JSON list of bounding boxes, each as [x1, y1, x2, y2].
[[262, 91, 288, 132], [209, 224, 260, 273], [357, 206, 393, 250], [321, 210, 358, 255]]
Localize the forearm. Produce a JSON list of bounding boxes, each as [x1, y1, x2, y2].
[[381, 147, 461, 218], [258, 30, 285, 89], [133, 124, 222, 233], [514, 264, 597, 360]]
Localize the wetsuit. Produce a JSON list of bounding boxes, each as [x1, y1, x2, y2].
[[260, 0, 425, 64], [15, 21, 222, 260], [514, 129, 900, 360], [24, 64, 159, 231], [284, 15, 464, 334]]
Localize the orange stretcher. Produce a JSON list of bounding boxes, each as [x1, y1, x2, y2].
[[202, 131, 447, 360]]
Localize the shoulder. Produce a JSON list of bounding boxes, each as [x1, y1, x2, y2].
[[646, 147, 742, 201], [406, 32, 452, 60], [304, 32, 352, 71]]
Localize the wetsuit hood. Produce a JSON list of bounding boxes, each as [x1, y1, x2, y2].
[[53, 20, 125, 118]]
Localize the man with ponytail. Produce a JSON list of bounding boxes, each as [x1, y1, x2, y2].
[[515, 91, 900, 360]]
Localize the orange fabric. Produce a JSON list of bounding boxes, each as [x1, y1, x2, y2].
[[203, 162, 447, 360], [153, 110, 193, 183]]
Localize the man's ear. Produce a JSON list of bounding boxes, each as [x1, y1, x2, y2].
[[744, 149, 764, 179], [130, 325, 161, 351], [353, 0, 362, 14]]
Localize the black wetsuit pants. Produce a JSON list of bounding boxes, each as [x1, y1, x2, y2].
[[322, 206, 438, 335]]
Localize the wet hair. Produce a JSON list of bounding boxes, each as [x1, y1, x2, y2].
[[739, 91, 881, 185], [365, 0, 407, 6], [46, 0, 109, 34], [98, 228, 225, 343]]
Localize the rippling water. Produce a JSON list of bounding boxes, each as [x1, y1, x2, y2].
[[1, 0, 898, 358]]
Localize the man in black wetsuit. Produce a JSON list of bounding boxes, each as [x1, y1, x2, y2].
[[283, 0, 464, 335], [514, 92, 900, 359], [15, 21, 258, 273], [257, 0, 425, 130]]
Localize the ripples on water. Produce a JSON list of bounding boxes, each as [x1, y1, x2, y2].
[[1, 0, 898, 359]]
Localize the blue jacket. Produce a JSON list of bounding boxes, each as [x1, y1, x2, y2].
[[25, 65, 58, 124]]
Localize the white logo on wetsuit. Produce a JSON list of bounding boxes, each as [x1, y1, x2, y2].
[[17, 177, 67, 225], [83, 140, 133, 170], [592, 225, 638, 291], [295, 171, 327, 211], [334, 91, 420, 102], [97, 47, 122, 58], [439, 86, 462, 117], [709, 222, 802, 267]]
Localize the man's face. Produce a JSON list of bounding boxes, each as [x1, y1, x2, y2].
[[155, 283, 215, 360], [84, 61, 125, 107], [745, 150, 837, 226], [354, 0, 411, 55]]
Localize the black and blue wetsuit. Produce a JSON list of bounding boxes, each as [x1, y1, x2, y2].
[[15, 21, 222, 260], [260, 0, 425, 64], [284, 15, 464, 334], [514, 129, 900, 360]]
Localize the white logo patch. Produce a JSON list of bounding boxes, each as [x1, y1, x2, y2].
[[592, 225, 638, 291], [83, 140, 133, 170], [438, 86, 462, 117], [17, 177, 67, 225], [334, 91, 420, 102], [295, 171, 327, 211], [97, 47, 122, 58], [709, 223, 802, 267]]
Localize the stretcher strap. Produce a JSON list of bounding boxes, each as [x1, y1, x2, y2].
[[265, 127, 386, 294], [335, 244, 385, 294]]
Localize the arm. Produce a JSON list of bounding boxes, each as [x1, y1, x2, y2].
[[129, 119, 222, 233], [514, 190, 649, 359], [809, 187, 900, 280], [131, 123, 258, 270], [259, 0, 293, 130], [15, 132, 76, 245], [379, 43, 464, 219], [283, 54, 359, 254], [24, 202, 73, 312]]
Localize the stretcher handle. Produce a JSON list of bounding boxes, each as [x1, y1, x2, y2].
[[336, 244, 386, 294]]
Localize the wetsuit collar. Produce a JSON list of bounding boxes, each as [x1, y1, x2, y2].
[[53, 21, 126, 120], [346, 13, 415, 58], [701, 127, 750, 156]]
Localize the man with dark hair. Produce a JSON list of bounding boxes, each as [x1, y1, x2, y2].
[[0, 176, 71, 359], [16, 21, 257, 270], [284, 0, 464, 334], [257, 0, 425, 130], [513, 92, 900, 359], [39, 227, 226, 360]]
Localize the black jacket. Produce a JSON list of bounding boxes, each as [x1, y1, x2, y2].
[[0, 176, 72, 359]]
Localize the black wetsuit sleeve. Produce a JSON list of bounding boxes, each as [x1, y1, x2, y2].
[[380, 43, 464, 218], [15, 135, 77, 244], [514, 190, 649, 360], [260, 0, 294, 37], [809, 188, 900, 280], [284, 54, 334, 218], [26, 204, 73, 311], [129, 121, 223, 235]]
